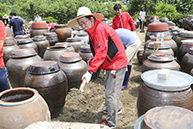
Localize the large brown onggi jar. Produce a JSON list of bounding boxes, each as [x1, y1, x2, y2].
[[5, 27, 14, 37], [79, 45, 101, 79], [24, 61, 68, 118], [58, 52, 87, 92], [43, 46, 69, 61], [53, 24, 72, 42], [43, 32, 58, 46], [181, 47, 193, 74], [32, 35, 49, 58], [142, 53, 180, 73], [0, 87, 50, 129], [3, 37, 19, 64], [177, 39, 193, 64], [142, 43, 174, 62], [6, 48, 42, 88], [137, 69, 193, 117], [55, 42, 75, 52], [140, 106, 193, 129], [65, 37, 84, 52], [30, 22, 49, 37], [176, 30, 193, 48]]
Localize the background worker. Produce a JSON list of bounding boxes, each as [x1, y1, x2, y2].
[[6, 12, 26, 36], [115, 28, 141, 90], [0, 20, 11, 92], [139, 7, 146, 32], [68, 7, 128, 129], [34, 13, 42, 22], [2, 14, 10, 26], [112, 3, 136, 33]]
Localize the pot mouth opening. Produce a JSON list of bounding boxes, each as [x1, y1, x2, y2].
[[0, 88, 38, 106]]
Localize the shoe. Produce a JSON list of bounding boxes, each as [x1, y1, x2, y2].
[[103, 108, 122, 115], [100, 120, 115, 129], [121, 85, 128, 90]]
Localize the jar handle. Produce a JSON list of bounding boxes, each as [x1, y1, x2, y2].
[[154, 42, 161, 54]]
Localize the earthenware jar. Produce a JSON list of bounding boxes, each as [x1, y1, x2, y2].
[[3, 37, 19, 64], [137, 69, 193, 117], [55, 42, 75, 52], [177, 39, 193, 64], [78, 45, 101, 79], [43, 46, 69, 61], [65, 37, 84, 52], [75, 32, 89, 44], [17, 39, 38, 53], [142, 43, 174, 62], [58, 52, 87, 92], [176, 30, 193, 48], [54, 24, 72, 42], [159, 17, 169, 22], [6, 48, 42, 88], [141, 106, 193, 129], [0, 87, 50, 129], [181, 47, 193, 74], [24, 61, 68, 118], [43, 32, 58, 46], [14, 34, 31, 43], [32, 35, 49, 58], [142, 53, 180, 73], [145, 22, 170, 42], [145, 35, 177, 57], [30, 22, 49, 37], [170, 28, 185, 44], [137, 48, 144, 65], [5, 26, 14, 37]]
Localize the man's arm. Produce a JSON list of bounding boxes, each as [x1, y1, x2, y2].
[[22, 24, 26, 34]]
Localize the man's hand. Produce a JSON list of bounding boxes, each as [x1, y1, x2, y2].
[[81, 71, 92, 84]]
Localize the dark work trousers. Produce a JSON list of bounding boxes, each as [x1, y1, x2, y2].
[[0, 66, 11, 92], [139, 19, 144, 30]]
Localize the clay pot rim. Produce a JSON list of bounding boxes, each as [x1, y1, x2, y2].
[[147, 53, 174, 62], [46, 46, 68, 51], [10, 48, 37, 58], [17, 39, 33, 44], [32, 35, 47, 41], [31, 22, 48, 29], [0, 87, 38, 106], [66, 37, 82, 42], [59, 52, 82, 63], [147, 23, 169, 32], [79, 45, 92, 53]]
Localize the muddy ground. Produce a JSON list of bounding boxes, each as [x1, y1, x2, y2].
[[52, 28, 146, 129]]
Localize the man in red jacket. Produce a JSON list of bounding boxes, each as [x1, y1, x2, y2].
[[112, 3, 136, 32], [68, 7, 128, 129]]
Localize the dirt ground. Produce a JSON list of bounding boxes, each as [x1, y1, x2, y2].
[[52, 28, 146, 129]]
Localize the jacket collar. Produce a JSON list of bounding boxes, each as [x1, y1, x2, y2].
[[86, 20, 100, 34]]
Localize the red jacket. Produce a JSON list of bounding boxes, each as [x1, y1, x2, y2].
[[112, 12, 136, 31], [0, 21, 6, 68], [86, 20, 128, 73]]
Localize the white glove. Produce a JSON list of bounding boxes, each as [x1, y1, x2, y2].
[[82, 71, 92, 84], [133, 31, 136, 34]]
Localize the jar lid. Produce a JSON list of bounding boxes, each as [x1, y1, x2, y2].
[[76, 32, 88, 37], [143, 106, 193, 129], [79, 45, 92, 53], [181, 39, 193, 45], [55, 42, 71, 48], [31, 22, 48, 29], [54, 24, 68, 28], [46, 46, 69, 52], [17, 39, 33, 44], [28, 61, 60, 75], [15, 34, 30, 39], [66, 37, 82, 42], [10, 48, 37, 58], [32, 35, 47, 41], [147, 53, 174, 62], [141, 69, 193, 91], [180, 31, 193, 38], [147, 23, 169, 32], [147, 43, 171, 49], [59, 52, 82, 63], [43, 32, 57, 37]]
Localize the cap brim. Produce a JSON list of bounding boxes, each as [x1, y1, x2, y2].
[[67, 14, 104, 28]]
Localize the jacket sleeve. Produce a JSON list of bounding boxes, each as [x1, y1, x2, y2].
[[112, 17, 116, 30], [128, 13, 136, 31], [88, 27, 108, 73]]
